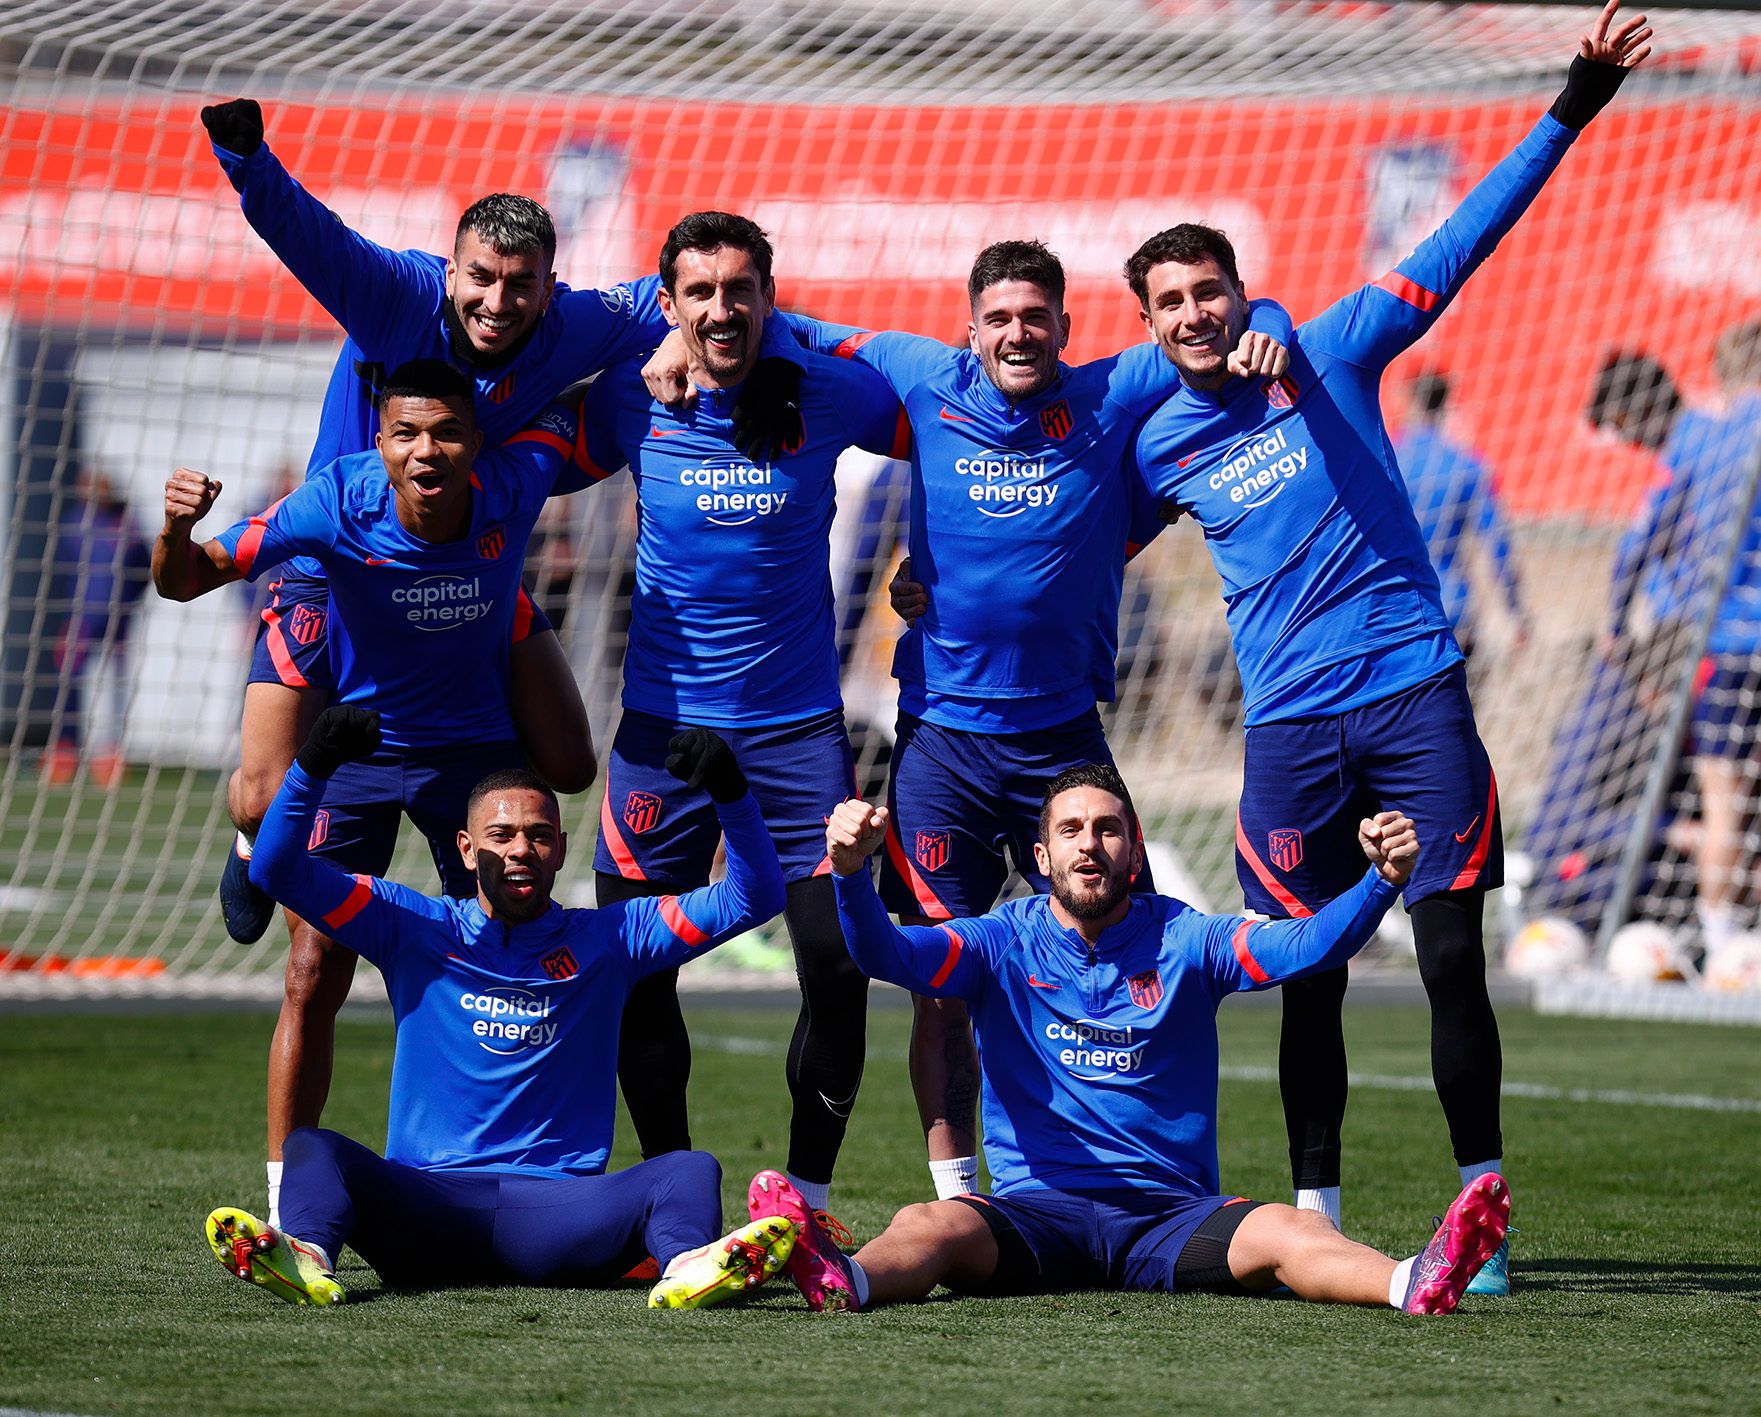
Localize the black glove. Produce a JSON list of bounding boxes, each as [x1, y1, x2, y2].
[[296, 706, 381, 779], [200, 98, 265, 157], [730, 357, 805, 463], [665, 728, 748, 804], [1548, 54, 1629, 131]]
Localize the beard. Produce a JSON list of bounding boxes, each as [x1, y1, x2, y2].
[[475, 851, 548, 923], [1048, 857, 1131, 922]]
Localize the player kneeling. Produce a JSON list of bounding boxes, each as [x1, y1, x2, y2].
[[201, 707, 800, 1311], [770, 765, 1507, 1314]]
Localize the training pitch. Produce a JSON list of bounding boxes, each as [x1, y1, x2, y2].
[[0, 1001, 1756, 1417]]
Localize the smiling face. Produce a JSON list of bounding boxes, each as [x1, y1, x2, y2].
[[459, 787, 567, 924], [1138, 256, 1251, 392], [444, 229, 555, 358], [659, 244, 776, 389], [375, 393, 481, 541], [1033, 784, 1142, 928], [968, 279, 1070, 402]]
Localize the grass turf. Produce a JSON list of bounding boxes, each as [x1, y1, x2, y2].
[[0, 1002, 1756, 1417]]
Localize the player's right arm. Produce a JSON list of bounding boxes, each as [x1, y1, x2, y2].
[[202, 99, 438, 350], [825, 799, 995, 999], [249, 708, 444, 968], [153, 467, 337, 601]]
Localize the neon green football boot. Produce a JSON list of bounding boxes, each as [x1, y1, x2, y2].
[[205, 1207, 345, 1307], [647, 1216, 798, 1311]]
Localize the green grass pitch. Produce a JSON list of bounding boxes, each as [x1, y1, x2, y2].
[[1, 1001, 1756, 1417]]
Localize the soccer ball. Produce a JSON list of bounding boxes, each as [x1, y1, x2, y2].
[[1505, 917, 1591, 979], [1604, 921, 1697, 984], [1702, 933, 1761, 993]]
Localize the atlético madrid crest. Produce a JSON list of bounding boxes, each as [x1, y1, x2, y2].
[[624, 791, 663, 834], [1264, 376, 1298, 410], [541, 946, 579, 981], [915, 830, 950, 873], [1269, 828, 1304, 872], [287, 602, 326, 647], [477, 526, 506, 560], [1038, 399, 1072, 441], [1127, 968, 1163, 1009]]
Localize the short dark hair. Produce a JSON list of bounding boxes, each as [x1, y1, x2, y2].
[[374, 358, 474, 416], [1038, 762, 1138, 844], [1409, 370, 1451, 418], [466, 768, 560, 821], [659, 211, 774, 291], [967, 240, 1066, 308], [456, 193, 556, 266], [1589, 351, 1681, 451], [1124, 224, 1242, 306]]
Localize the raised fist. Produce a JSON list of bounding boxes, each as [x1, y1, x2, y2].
[[200, 98, 265, 157], [665, 727, 748, 804], [296, 706, 382, 779]]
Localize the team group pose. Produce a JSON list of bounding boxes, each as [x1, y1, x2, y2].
[[170, 0, 1652, 1317]]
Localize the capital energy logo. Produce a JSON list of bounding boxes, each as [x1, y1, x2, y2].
[[677, 458, 788, 526], [954, 448, 1056, 518], [391, 574, 493, 630], [1209, 425, 1311, 508], [1043, 1016, 1146, 1079], [458, 988, 557, 1053]]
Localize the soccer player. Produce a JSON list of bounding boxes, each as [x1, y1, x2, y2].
[[656, 240, 1291, 1200], [204, 704, 800, 1310], [744, 766, 1507, 1315], [1395, 372, 1526, 664], [154, 361, 599, 1210], [1120, 0, 1652, 1286], [576, 212, 909, 1226]]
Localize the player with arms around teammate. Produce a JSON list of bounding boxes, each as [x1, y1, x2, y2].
[[1122, 0, 1652, 1284], [575, 212, 908, 1233], [701, 239, 1290, 1201], [743, 765, 1506, 1315], [204, 705, 801, 1311]]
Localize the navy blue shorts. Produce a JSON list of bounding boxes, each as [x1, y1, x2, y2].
[[311, 739, 527, 896], [878, 709, 1154, 921], [950, 1187, 1261, 1296], [1236, 663, 1501, 914], [247, 566, 552, 690], [593, 707, 855, 886], [1692, 655, 1761, 758]]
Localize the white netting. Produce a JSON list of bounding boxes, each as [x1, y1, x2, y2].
[[4, 0, 1761, 995]]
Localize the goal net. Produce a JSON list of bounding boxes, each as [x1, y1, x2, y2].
[[4, 0, 1761, 998]]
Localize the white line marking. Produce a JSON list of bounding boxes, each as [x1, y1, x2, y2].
[[697, 1037, 1761, 1115]]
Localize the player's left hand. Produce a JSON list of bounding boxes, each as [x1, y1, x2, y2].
[[731, 358, 806, 463], [1359, 810, 1419, 887], [1228, 330, 1290, 381], [1580, 0, 1652, 68], [642, 330, 695, 406], [296, 706, 382, 779], [200, 98, 265, 157], [825, 798, 888, 875], [666, 727, 749, 804], [888, 557, 928, 623]]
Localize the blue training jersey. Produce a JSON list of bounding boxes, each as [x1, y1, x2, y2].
[[252, 761, 785, 1175], [214, 405, 591, 749], [834, 864, 1395, 1198], [576, 351, 909, 727], [1132, 113, 1579, 727], [1394, 427, 1522, 632], [788, 304, 1290, 733]]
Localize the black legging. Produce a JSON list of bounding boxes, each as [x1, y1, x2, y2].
[[603, 872, 869, 1184], [1278, 885, 1502, 1189]]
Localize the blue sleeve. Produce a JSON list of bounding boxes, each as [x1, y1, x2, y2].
[[306, 340, 375, 471], [248, 761, 450, 971], [776, 314, 955, 400], [575, 372, 634, 479], [1200, 870, 1399, 993], [1125, 466, 1169, 560], [831, 867, 995, 1001], [554, 274, 673, 371], [212, 141, 438, 351], [815, 354, 909, 459], [1302, 115, 1576, 371], [500, 399, 613, 497], [615, 795, 785, 974], [213, 476, 339, 581]]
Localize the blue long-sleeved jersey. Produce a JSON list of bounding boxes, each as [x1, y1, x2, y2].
[[834, 864, 1396, 1198], [788, 304, 1292, 732], [1395, 427, 1522, 633], [251, 761, 785, 1175], [1132, 113, 1579, 726]]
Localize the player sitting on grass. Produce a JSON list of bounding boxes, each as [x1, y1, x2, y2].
[[751, 765, 1507, 1314], [204, 705, 798, 1310]]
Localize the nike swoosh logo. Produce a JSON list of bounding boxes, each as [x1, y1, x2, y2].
[[1454, 814, 1482, 844], [363, 557, 394, 565], [939, 406, 973, 422], [1027, 974, 1058, 990], [818, 1088, 860, 1119], [1177, 453, 1199, 468], [650, 424, 684, 438]]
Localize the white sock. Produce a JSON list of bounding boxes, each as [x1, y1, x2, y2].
[[1388, 1255, 1416, 1308], [929, 1156, 978, 1200], [1699, 901, 1737, 955], [234, 830, 254, 859], [1295, 1186, 1341, 1230], [266, 1160, 283, 1227], [845, 1255, 872, 1308], [787, 1173, 830, 1213], [1459, 1158, 1502, 1187]]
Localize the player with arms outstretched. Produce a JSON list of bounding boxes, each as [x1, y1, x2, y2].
[[1122, 0, 1652, 1289], [204, 706, 798, 1311], [745, 765, 1507, 1316]]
